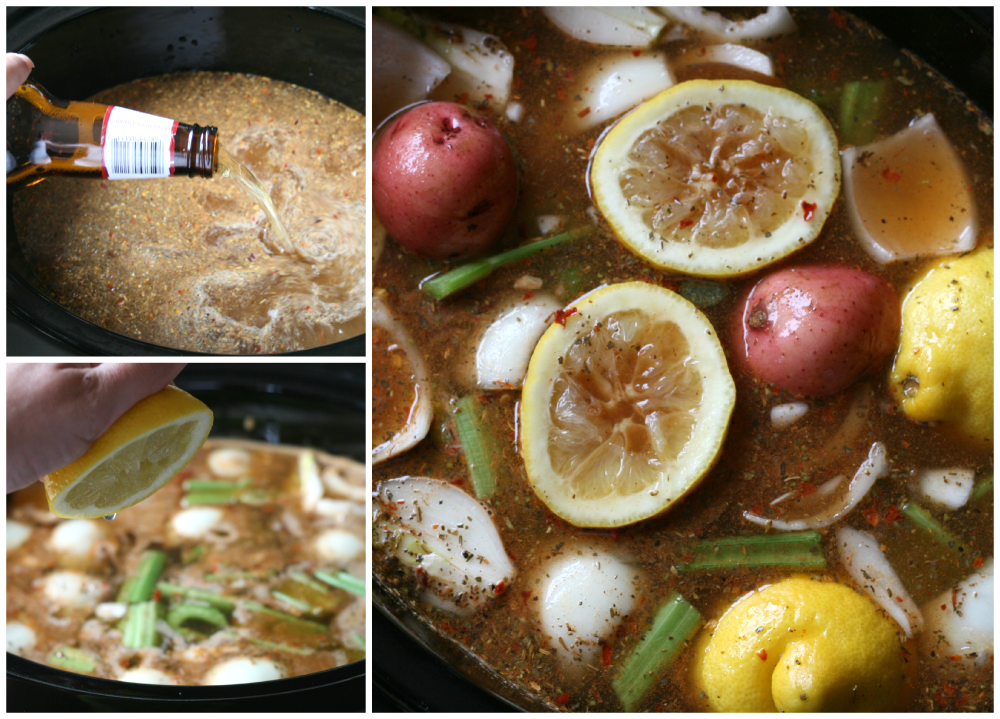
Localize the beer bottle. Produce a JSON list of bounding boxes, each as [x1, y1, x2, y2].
[[6, 81, 218, 190]]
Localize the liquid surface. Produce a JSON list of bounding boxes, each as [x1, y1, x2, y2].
[[373, 7, 994, 712], [13, 72, 366, 354]]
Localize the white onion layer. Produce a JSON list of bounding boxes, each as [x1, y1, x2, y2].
[[372, 17, 450, 127], [544, 7, 667, 47], [6, 621, 36, 655], [914, 467, 975, 510], [836, 526, 924, 638], [921, 558, 993, 666], [673, 43, 775, 75], [376, 476, 515, 615], [567, 51, 674, 133], [6, 519, 32, 552], [476, 293, 564, 389], [659, 7, 797, 42], [770, 401, 809, 428], [745, 442, 889, 530]]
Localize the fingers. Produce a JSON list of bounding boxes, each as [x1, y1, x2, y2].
[[85, 363, 188, 432], [6, 53, 34, 100]]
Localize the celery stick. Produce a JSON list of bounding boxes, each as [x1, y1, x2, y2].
[[452, 395, 497, 498], [839, 80, 889, 146], [423, 228, 591, 300], [157, 582, 236, 611], [901, 502, 964, 550], [315, 569, 366, 597], [166, 603, 229, 631], [122, 600, 160, 649], [676, 531, 826, 572], [48, 646, 99, 673], [612, 593, 702, 712], [971, 473, 993, 502], [245, 637, 315, 656], [119, 550, 166, 603]]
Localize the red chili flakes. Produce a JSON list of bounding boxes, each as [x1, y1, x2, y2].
[[601, 644, 613, 668], [608, 528, 620, 541], [973, 556, 984, 568], [757, 649, 768, 661], [829, 69, 839, 82], [577, 106, 591, 119], [521, 35, 537, 51], [521, 590, 533, 602], [523, 290, 536, 301], [896, 595, 904, 603], [829, 9, 848, 28], [512, 75, 523, 90], [456, 92, 470, 105], [947, 655, 963, 661], [153, 589, 162, 602], [799, 482, 817, 497], [439, 621, 454, 632], [631, 49, 642, 58], [750, 505, 765, 516], [678, 218, 695, 229], [554, 307, 579, 326], [555, 693, 571, 705], [881, 167, 902, 182], [556, 87, 568, 102], [801, 201, 817, 221], [414, 566, 429, 588], [494, 580, 506, 595], [942, 682, 956, 696], [884, 504, 901, 523], [862, 505, 880, 527]]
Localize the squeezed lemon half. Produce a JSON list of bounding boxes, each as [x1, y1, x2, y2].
[[520, 282, 735, 527], [44, 386, 213, 519], [591, 80, 840, 277]]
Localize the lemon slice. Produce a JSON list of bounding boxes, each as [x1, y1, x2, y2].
[[44, 386, 213, 519], [520, 281, 735, 527], [591, 80, 840, 277]]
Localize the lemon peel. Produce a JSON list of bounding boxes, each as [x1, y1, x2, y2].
[[44, 386, 213, 519], [591, 79, 840, 277], [520, 281, 735, 527], [891, 244, 993, 448], [691, 576, 905, 712]]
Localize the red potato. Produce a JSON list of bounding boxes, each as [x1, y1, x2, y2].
[[735, 265, 900, 396], [372, 102, 519, 260]]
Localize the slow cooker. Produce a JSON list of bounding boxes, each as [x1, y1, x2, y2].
[[8, 363, 366, 710], [6, 6, 366, 356], [371, 6, 993, 712]]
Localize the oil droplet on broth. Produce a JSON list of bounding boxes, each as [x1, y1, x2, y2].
[[217, 145, 293, 252]]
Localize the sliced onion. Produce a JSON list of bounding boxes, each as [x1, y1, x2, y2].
[[673, 43, 774, 76], [7, 519, 32, 552], [913, 467, 976, 510], [659, 7, 797, 42], [770, 401, 808, 429], [567, 51, 674, 133], [372, 296, 433, 464], [841, 114, 977, 262], [373, 17, 450, 128], [424, 20, 514, 112], [537, 215, 566, 236], [543, 7, 668, 47], [921, 558, 993, 666], [836, 526, 924, 638], [476, 293, 564, 389], [745, 442, 888, 530], [375, 476, 515, 615]]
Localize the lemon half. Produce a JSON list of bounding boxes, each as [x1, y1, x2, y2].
[[591, 80, 840, 277], [520, 282, 735, 527], [44, 386, 213, 518]]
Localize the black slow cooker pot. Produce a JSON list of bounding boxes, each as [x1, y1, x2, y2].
[[372, 6, 993, 712], [8, 363, 366, 711], [6, 6, 366, 356]]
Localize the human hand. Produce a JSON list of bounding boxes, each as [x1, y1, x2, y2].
[[6, 53, 34, 100], [6, 363, 187, 494]]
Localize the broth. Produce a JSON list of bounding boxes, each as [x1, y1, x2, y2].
[[372, 7, 993, 713]]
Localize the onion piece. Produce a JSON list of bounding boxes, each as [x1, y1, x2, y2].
[[372, 296, 434, 464], [7, 519, 32, 552], [373, 17, 450, 128], [673, 43, 775, 76], [476, 293, 564, 389], [658, 7, 797, 42], [744, 442, 888, 530], [921, 558, 993, 667], [375, 476, 515, 615], [421, 20, 514, 112], [770, 401, 808, 429], [543, 7, 668, 47], [537, 215, 566, 236], [567, 51, 674, 133], [841, 114, 977, 262], [836, 526, 924, 638], [913, 467, 976, 510]]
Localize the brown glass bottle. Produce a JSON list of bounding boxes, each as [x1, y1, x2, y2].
[[6, 81, 218, 191]]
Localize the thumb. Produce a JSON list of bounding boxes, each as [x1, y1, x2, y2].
[[6, 53, 34, 100], [84, 363, 188, 434]]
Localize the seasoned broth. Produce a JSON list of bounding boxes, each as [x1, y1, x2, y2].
[[373, 7, 993, 713]]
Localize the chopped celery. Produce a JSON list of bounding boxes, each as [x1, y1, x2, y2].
[[183, 477, 252, 492], [423, 229, 591, 300], [901, 502, 964, 551], [612, 593, 702, 712], [290, 571, 332, 594], [452, 395, 497, 499], [118, 550, 166, 603], [166, 603, 229, 631], [157, 582, 236, 611], [352, 632, 366, 650], [839, 80, 889, 146], [182, 490, 239, 506], [271, 589, 314, 612], [245, 637, 315, 656], [122, 600, 160, 649], [971, 474, 993, 502], [676, 531, 826, 572], [315, 569, 366, 597], [48, 646, 99, 673], [242, 601, 327, 633]]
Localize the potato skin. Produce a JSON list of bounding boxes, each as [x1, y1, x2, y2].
[[735, 266, 900, 396], [372, 102, 518, 260]]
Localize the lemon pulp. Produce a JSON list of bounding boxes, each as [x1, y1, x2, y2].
[[591, 80, 840, 277], [520, 282, 735, 527]]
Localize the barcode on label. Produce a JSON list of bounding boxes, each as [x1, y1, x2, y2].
[[107, 137, 166, 176]]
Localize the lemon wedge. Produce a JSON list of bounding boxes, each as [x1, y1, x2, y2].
[[44, 386, 213, 519], [591, 80, 840, 277], [520, 281, 735, 527]]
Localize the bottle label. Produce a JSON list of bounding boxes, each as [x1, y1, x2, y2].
[[101, 106, 178, 180]]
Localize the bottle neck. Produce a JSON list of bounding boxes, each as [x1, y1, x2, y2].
[[173, 123, 218, 178]]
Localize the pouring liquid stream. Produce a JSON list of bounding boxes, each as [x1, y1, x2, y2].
[[217, 145, 293, 252]]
